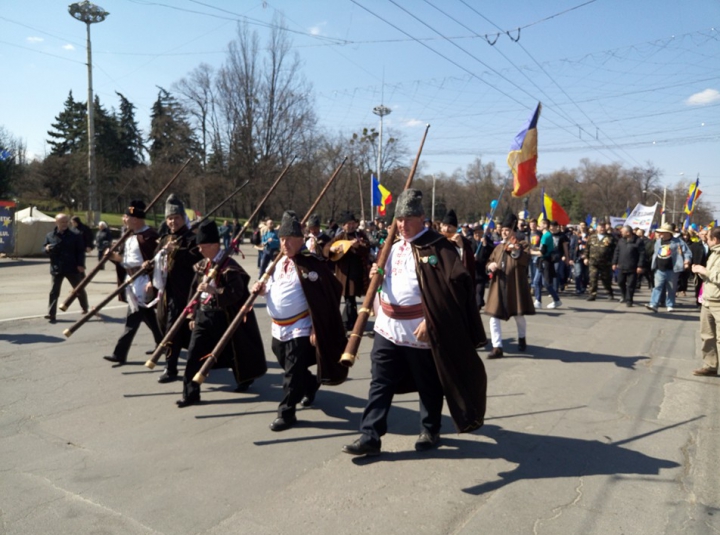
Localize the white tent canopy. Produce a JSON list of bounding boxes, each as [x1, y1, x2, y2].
[[14, 207, 56, 257]]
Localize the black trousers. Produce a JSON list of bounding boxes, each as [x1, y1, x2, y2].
[[617, 271, 638, 303], [183, 309, 230, 400], [342, 296, 358, 331], [271, 336, 318, 419], [475, 280, 487, 309], [111, 306, 163, 362], [48, 272, 88, 317], [358, 334, 444, 446], [162, 299, 190, 376]]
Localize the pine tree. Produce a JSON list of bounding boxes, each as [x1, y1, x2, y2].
[[116, 92, 145, 168], [148, 87, 198, 165], [46, 91, 86, 156]]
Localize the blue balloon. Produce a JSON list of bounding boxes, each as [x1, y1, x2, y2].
[[490, 199, 498, 209]]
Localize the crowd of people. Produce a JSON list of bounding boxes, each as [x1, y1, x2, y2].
[[41, 188, 720, 457]]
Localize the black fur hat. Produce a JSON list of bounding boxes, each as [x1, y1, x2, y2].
[[125, 200, 146, 219], [197, 220, 220, 244], [442, 209, 458, 227]]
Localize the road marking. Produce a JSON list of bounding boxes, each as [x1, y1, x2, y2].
[[0, 305, 126, 324]]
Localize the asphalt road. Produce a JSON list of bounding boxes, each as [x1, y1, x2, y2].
[[1, 252, 719, 534]]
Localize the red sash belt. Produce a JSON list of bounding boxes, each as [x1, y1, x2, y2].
[[272, 310, 310, 326], [380, 300, 424, 320]]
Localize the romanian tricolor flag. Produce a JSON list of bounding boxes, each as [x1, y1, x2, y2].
[[708, 220, 716, 229], [508, 102, 542, 197], [371, 175, 392, 216], [541, 189, 570, 226], [684, 178, 702, 215]]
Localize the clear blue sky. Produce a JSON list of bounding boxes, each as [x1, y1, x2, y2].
[[2, 0, 719, 212]]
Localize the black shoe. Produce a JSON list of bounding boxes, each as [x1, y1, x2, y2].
[[487, 347, 504, 359], [342, 438, 381, 456], [269, 416, 297, 432], [586, 295, 596, 301], [145, 348, 155, 355], [157, 371, 178, 384], [415, 431, 440, 452], [301, 387, 318, 407], [82, 309, 89, 315], [234, 379, 254, 393], [103, 355, 125, 365], [626, 301, 633, 307], [608, 295, 617, 301], [176, 396, 200, 408], [517, 337, 527, 351]]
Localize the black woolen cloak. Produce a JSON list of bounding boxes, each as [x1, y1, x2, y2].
[[293, 251, 349, 386], [409, 229, 488, 433], [191, 257, 267, 384]]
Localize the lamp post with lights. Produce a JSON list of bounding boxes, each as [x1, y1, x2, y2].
[[68, 1, 109, 226]]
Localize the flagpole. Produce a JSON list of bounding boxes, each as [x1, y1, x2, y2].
[[489, 173, 511, 223], [358, 169, 365, 222], [661, 186, 667, 226]]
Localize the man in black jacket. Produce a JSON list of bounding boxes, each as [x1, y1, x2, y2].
[[612, 225, 646, 307], [43, 213, 88, 322]]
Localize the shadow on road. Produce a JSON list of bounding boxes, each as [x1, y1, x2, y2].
[[513, 346, 649, 369], [0, 332, 65, 344], [352, 422, 683, 496]]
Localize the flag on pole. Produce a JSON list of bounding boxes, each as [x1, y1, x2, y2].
[[508, 102, 542, 197], [542, 191, 570, 226], [708, 220, 717, 229], [371, 175, 392, 217], [685, 177, 702, 214]]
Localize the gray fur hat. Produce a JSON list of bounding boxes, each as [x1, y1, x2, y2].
[[395, 189, 425, 218], [165, 194, 186, 217], [307, 214, 321, 228], [278, 210, 303, 238]]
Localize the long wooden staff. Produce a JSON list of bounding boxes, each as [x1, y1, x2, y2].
[[59, 159, 192, 311], [192, 157, 347, 384], [340, 125, 430, 367], [62, 181, 250, 338], [145, 158, 295, 370]]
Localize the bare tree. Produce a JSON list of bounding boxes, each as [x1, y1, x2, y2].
[[214, 15, 316, 217]]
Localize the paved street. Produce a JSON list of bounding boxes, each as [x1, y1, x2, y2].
[[1, 252, 719, 534]]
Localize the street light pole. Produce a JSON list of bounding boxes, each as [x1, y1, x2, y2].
[[69, 1, 109, 227], [643, 189, 667, 226], [431, 174, 436, 222], [372, 104, 391, 219]]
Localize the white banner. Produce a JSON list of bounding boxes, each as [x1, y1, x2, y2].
[[625, 203, 658, 232], [609, 216, 626, 228]]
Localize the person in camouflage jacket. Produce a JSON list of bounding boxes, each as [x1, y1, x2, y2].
[[584, 222, 617, 301]]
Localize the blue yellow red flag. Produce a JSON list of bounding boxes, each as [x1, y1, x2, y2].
[[684, 178, 702, 215], [371, 175, 392, 216], [508, 103, 541, 197]]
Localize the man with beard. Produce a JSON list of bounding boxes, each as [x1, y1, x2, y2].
[[484, 214, 535, 358], [253, 211, 348, 431], [342, 189, 487, 456], [177, 220, 266, 407], [325, 211, 371, 331], [151, 194, 203, 383]]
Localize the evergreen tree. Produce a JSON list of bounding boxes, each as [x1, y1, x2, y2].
[[46, 91, 86, 156], [116, 92, 145, 167], [148, 87, 198, 165]]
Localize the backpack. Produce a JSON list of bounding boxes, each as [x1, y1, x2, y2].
[[250, 228, 261, 246]]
